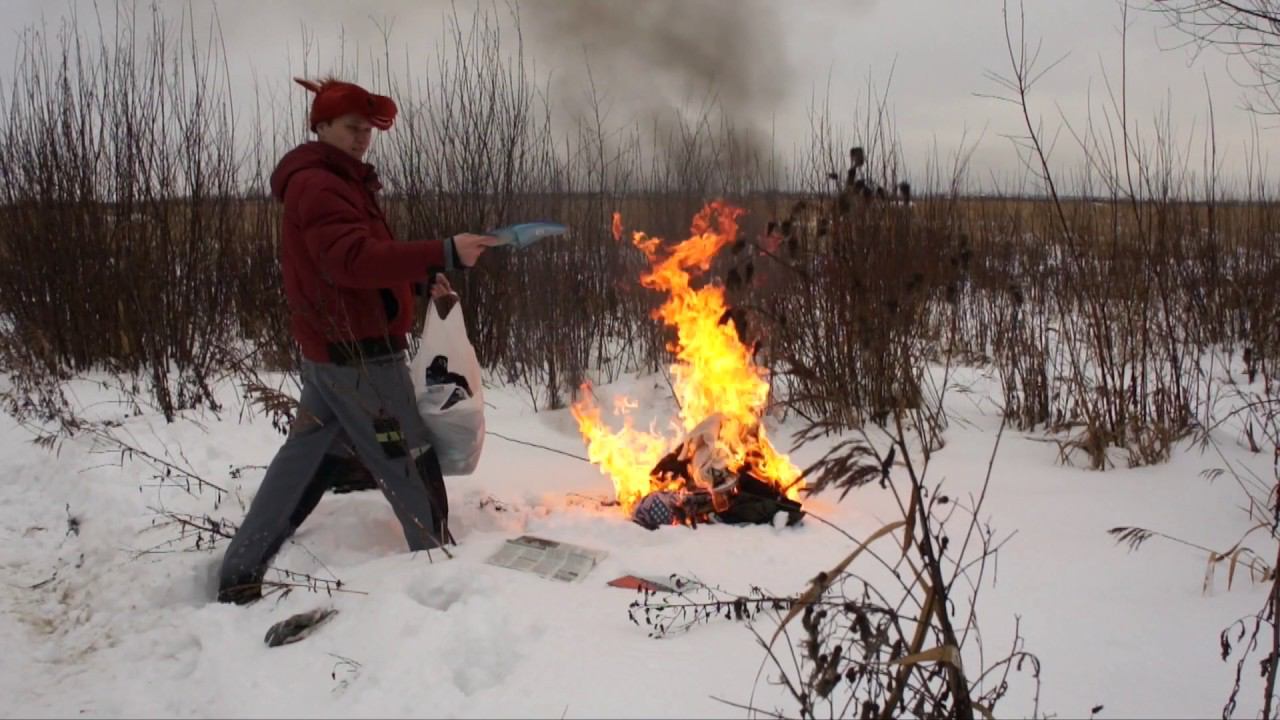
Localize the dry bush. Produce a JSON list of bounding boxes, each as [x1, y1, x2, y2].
[[0, 5, 281, 420], [0, 1, 1276, 478], [630, 404, 1039, 719]]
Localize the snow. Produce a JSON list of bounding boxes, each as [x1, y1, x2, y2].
[[0, 364, 1274, 718]]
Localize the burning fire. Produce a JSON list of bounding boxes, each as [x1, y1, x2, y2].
[[573, 201, 803, 514]]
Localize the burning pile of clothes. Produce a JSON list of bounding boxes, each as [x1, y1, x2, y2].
[[573, 201, 806, 530], [632, 415, 803, 530]]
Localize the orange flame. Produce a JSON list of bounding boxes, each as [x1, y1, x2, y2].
[[611, 211, 623, 242], [572, 201, 802, 514]]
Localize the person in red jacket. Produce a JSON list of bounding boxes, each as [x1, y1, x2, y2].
[[218, 78, 497, 604]]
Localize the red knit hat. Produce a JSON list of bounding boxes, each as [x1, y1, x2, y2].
[[294, 77, 397, 131]]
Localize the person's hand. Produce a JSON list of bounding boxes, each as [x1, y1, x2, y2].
[[452, 233, 501, 267], [428, 273, 454, 300], [427, 272, 458, 319]]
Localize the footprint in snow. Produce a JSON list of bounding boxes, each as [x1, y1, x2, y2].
[[407, 571, 477, 612]]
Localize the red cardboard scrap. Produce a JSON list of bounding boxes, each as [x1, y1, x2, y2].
[[607, 574, 676, 593]]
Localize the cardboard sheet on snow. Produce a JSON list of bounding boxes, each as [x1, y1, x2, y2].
[[485, 535, 607, 582], [606, 574, 677, 593]]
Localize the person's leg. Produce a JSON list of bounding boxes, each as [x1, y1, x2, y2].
[[414, 447, 452, 544], [324, 434, 379, 494], [217, 366, 342, 604], [313, 428, 446, 537], [309, 355, 445, 551], [318, 389, 447, 535], [398, 369, 450, 542]]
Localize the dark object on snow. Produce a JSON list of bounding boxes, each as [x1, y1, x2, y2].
[[714, 473, 803, 526], [65, 504, 80, 537], [264, 607, 338, 647], [635, 448, 803, 530]]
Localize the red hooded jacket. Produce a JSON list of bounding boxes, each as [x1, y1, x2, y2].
[[270, 142, 449, 363]]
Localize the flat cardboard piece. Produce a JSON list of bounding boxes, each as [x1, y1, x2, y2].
[[606, 574, 677, 593], [485, 535, 607, 583]]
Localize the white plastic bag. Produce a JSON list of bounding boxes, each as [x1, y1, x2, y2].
[[410, 296, 485, 475]]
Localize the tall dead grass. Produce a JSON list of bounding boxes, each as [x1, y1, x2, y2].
[[0, 3, 1275, 477]]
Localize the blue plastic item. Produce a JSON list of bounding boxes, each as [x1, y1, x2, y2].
[[489, 222, 568, 249]]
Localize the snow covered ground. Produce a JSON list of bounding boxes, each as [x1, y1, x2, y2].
[[0, 364, 1274, 718]]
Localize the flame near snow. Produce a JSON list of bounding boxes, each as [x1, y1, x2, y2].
[[573, 201, 802, 513]]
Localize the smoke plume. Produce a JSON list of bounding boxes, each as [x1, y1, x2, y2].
[[523, 0, 792, 181]]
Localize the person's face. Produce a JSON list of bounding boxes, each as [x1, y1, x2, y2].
[[316, 113, 374, 161]]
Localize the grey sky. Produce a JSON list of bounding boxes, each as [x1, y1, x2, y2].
[[1, 0, 1274, 193]]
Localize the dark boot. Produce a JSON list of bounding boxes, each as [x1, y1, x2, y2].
[[216, 455, 338, 605], [217, 580, 264, 605]]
